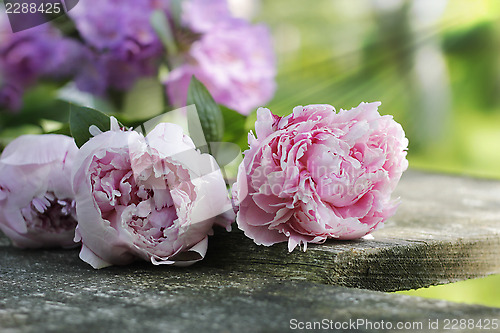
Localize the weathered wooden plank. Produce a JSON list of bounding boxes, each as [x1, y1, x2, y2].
[[1, 170, 500, 332], [1, 246, 499, 333], [1, 170, 499, 294], [200, 170, 500, 291]]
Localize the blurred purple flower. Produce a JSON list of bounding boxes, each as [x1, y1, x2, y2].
[[70, 1, 163, 56], [0, 0, 277, 113], [0, 83, 23, 111], [69, 1, 127, 51], [74, 51, 159, 95], [46, 39, 88, 78], [68, 0, 163, 94], [0, 14, 83, 110], [0, 24, 55, 87]]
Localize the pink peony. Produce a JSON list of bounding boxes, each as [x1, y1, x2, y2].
[[233, 102, 409, 251], [0, 135, 79, 248], [72, 118, 232, 269]]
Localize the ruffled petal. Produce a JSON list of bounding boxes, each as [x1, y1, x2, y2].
[[234, 102, 408, 250]]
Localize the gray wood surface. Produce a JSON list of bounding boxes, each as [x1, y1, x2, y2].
[[2, 170, 500, 332], [201, 170, 500, 291], [1, 245, 499, 333], [1, 170, 500, 293]]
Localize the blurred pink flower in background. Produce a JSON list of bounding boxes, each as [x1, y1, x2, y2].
[[0, 135, 79, 248], [72, 118, 232, 269], [233, 102, 409, 251], [182, 0, 234, 33], [165, 19, 276, 115]]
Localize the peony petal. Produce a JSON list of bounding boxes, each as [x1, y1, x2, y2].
[[73, 116, 232, 268], [79, 244, 113, 269], [237, 216, 288, 247], [255, 107, 275, 139], [151, 236, 208, 267], [233, 101, 408, 250], [1, 135, 76, 166], [238, 195, 275, 228], [0, 134, 79, 249]]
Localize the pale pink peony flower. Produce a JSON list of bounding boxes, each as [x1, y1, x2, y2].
[[0, 135, 79, 248], [72, 118, 232, 269], [233, 102, 409, 251]]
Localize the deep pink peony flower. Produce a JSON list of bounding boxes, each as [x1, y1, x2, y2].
[[0, 135, 79, 248], [233, 102, 409, 251], [72, 118, 232, 269]]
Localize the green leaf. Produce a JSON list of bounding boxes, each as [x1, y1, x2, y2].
[[209, 142, 242, 169], [169, 0, 183, 26], [150, 10, 178, 55], [69, 105, 111, 148], [208, 141, 243, 183], [40, 119, 65, 133], [46, 123, 71, 136], [123, 77, 165, 120], [186, 76, 224, 152], [220, 106, 248, 150]]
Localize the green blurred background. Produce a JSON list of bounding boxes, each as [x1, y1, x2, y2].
[[252, 0, 500, 307], [1, 0, 500, 307], [257, 0, 500, 178]]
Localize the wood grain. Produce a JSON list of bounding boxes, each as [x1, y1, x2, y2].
[[201, 170, 500, 291]]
